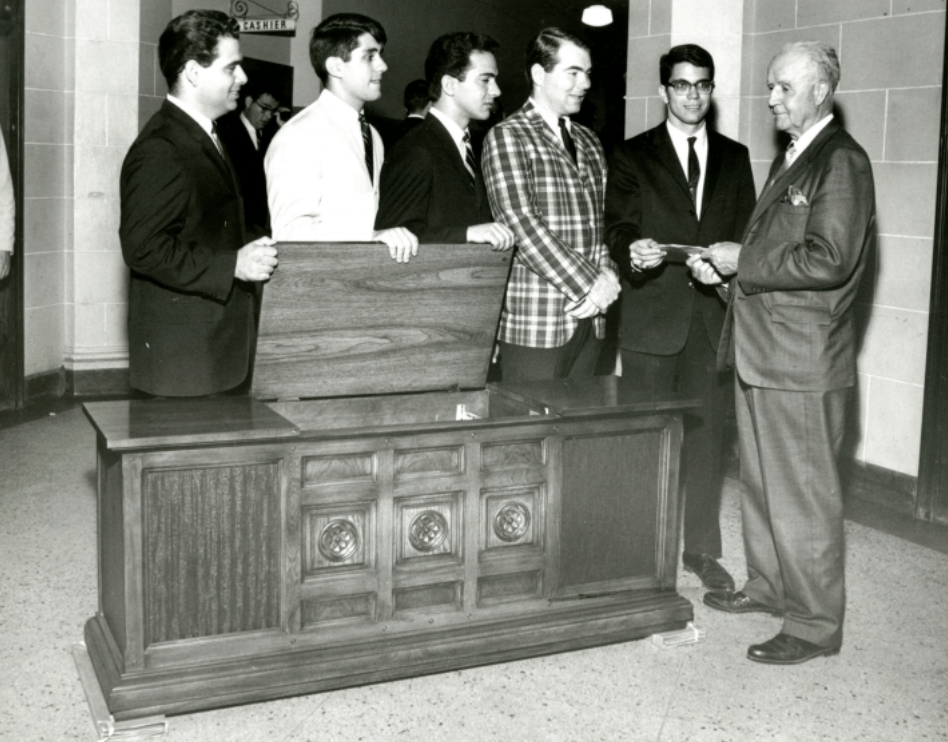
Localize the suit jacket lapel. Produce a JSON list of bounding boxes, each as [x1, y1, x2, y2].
[[744, 120, 842, 238], [161, 101, 238, 194], [425, 113, 475, 191], [525, 102, 577, 171], [651, 125, 693, 204], [701, 132, 724, 220]]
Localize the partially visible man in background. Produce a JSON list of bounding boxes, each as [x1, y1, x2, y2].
[[217, 80, 282, 239], [119, 10, 277, 397], [0, 128, 13, 280]]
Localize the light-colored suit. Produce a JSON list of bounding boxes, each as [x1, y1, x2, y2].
[[265, 89, 383, 242], [720, 118, 875, 647]]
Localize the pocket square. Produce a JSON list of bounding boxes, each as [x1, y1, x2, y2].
[[786, 186, 808, 206]]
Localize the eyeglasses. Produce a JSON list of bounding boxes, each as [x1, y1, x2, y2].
[[666, 79, 715, 95], [252, 99, 279, 114]]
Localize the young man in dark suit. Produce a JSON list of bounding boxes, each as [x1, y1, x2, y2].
[[375, 32, 514, 251], [119, 10, 278, 397], [698, 41, 875, 665], [604, 44, 756, 593], [216, 81, 281, 240]]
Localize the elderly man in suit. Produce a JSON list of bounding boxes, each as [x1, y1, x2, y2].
[[694, 41, 875, 665], [216, 81, 281, 240], [265, 13, 416, 262], [605, 44, 756, 594], [375, 32, 514, 251], [119, 10, 278, 397], [483, 28, 620, 381]]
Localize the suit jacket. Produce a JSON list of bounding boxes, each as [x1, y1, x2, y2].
[[720, 119, 875, 391], [120, 100, 254, 397], [482, 101, 614, 348], [375, 113, 492, 243], [604, 124, 756, 355], [216, 111, 269, 240]]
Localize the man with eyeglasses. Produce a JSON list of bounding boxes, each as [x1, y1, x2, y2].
[[604, 44, 755, 594], [217, 81, 282, 240]]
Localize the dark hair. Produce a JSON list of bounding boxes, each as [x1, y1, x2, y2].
[[403, 79, 430, 113], [241, 79, 280, 108], [424, 32, 500, 101], [659, 44, 715, 85], [524, 27, 589, 85], [309, 13, 387, 85], [158, 10, 240, 92]]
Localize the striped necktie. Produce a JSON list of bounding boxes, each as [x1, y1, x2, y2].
[[463, 131, 476, 189], [210, 122, 224, 158], [359, 111, 374, 184]]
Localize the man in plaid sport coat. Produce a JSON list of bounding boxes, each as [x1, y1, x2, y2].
[[482, 28, 620, 381]]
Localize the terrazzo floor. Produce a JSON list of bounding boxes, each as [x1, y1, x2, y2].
[[1, 406, 946, 742]]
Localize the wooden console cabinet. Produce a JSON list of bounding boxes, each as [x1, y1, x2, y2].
[[82, 244, 694, 719]]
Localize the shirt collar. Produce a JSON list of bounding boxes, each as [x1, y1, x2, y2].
[[791, 114, 834, 157], [429, 107, 468, 149], [529, 97, 569, 135], [239, 111, 258, 149], [320, 87, 362, 123], [167, 94, 216, 138], [665, 120, 707, 148]]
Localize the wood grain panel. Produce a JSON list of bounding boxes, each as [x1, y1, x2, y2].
[[392, 582, 461, 614], [302, 594, 376, 628], [557, 432, 661, 592], [395, 495, 461, 565], [302, 452, 376, 486], [142, 462, 282, 644], [301, 504, 373, 574], [481, 486, 542, 553], [253, 244, 511, 399], [480, 439, 545, 470], [394, 445, 464, 479], [477, 571, 542, 606]]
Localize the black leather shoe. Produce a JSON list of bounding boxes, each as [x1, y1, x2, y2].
[[703, 590, 783, 616], [747, 632, 840, 665], [682, 553, 736, 592]]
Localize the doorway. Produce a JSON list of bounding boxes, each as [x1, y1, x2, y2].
[[0, 0, 22, 411]]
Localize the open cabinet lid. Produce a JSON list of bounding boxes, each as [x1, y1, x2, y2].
[[252, 243, 512, 400]]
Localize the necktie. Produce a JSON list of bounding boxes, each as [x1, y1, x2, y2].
[[210, 122, 224, 158], [359, 111, 374, 184], [785, 141, 798, 168], [687, 136, 700, 205], [462, 131, 476, 189], [559, 117, 577, 165]]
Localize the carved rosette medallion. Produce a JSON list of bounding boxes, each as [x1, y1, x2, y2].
[[493, 502, 531, 542], [318, 519, 360, 562], [408, 510, 449, 552]]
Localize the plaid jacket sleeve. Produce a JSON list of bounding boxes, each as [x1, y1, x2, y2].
[[482, 118, 603, 303]]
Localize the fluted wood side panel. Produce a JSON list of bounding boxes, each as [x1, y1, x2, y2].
[[143, 462, 282, 644]]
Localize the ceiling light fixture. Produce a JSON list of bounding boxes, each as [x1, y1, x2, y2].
[[582, 4, 613, 27]]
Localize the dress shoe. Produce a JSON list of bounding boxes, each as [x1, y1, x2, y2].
[[747, 632, 840, 665], [682, 552, 736, 592], [703, 590, 783, 616]]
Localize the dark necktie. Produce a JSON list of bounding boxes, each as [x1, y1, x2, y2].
[[462, 131, 476, 189], [687, 136, 700, 205], [359, 111, 374, 184], [210, 122, 224, 158], [559, 117, 577, 165]]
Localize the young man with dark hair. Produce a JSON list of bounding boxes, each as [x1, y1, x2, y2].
[[375, 32, 514, 251], [604, 43, 756, 594], [482, 28, 619, 381], [119, 9, 278, 397], [216, 79, 281, 239], [265, 13, 417, 262]]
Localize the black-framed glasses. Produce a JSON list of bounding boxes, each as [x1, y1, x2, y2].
[[253, 99, 279, 114], [666, 79, 715, 95]]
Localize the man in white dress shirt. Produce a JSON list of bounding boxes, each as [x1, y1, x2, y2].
[[265, 13, 417, 262]]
